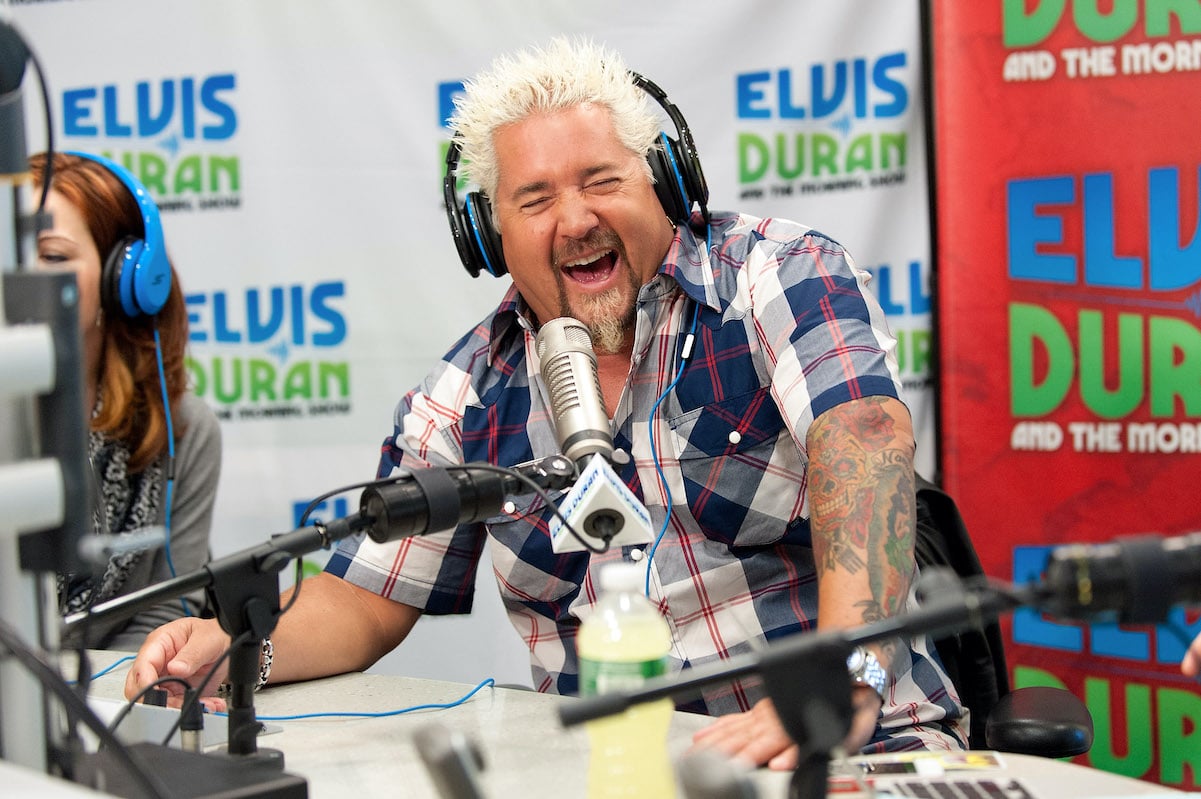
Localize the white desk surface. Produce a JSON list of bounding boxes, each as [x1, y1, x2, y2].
[[71, 651, 1178, 799]]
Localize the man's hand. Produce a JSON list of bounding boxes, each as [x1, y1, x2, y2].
[[689, 689, 882, 770], [1183, 632, 1201, 678], [124, 616, 231, 710]]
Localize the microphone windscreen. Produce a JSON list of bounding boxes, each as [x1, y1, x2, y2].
[[535, 317, 613, 468]]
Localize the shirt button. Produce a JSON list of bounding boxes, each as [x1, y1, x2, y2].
[[502, 501, 516, 514], [728, 430, 742, 445]]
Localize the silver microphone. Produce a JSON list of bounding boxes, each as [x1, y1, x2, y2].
[[535, 318, 653, 552], [535, 317, 613, 472]]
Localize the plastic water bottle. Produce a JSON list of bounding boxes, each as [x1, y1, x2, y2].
[[578, 561, 676, 798]]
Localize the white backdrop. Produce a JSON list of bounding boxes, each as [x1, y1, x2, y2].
[[6, 0, 932, 689]]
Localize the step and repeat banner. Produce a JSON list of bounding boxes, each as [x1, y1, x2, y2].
[[932, 1, 1201, 789], [6, 0, 936, 689]]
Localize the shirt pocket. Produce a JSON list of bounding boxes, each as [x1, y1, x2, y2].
[[667, 386, 801, 548], [484, 489, 589, 607]]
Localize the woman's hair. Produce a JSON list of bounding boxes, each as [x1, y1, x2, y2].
[[30, 151, 190, 473], [449, 37, 662, 204]]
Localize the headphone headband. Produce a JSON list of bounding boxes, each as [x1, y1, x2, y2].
[[63, 150, 172, 317], [444, 70, 709, 279]]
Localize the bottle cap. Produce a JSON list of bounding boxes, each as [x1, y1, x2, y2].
[[599, 561, 645, 593]]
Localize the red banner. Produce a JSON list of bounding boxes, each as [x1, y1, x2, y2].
[[931, 0, 1201, 788]]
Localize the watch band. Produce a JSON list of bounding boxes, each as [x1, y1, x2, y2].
[[847, 645, 887, 699]]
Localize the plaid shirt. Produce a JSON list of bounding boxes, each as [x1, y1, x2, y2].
[[328, 211, 967, 751]]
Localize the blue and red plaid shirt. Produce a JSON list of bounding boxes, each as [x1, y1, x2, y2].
[[328, 211, 967, 751]]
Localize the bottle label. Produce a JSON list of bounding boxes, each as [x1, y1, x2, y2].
[[579, 656, 668, 696]]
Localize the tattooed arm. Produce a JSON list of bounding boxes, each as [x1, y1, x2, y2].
[[692, 395, 916, 768], [808, 394, 916, 659]]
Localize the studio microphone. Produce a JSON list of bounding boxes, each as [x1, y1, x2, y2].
[[534, 318, 653, 553], [362, 458, 574, 544], [1036, 531, 1201, 624], [535, 317, 613, 470]]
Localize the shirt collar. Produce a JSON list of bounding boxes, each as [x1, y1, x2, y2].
[[658, 212, 722, 313], [487, 285, 534, 365]]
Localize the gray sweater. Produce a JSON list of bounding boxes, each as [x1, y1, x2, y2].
[[84, 392, 222, 650]]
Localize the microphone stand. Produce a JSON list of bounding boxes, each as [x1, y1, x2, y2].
[[66, 456, 576, 798], [68, 516, 369, 798], [558, 570, 1031, 799]]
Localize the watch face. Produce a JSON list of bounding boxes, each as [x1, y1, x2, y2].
[[846, 646, 887, 696]]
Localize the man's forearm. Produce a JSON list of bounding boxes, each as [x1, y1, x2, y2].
[[266, 572, 421, 684], [807, 395, 916, 667]]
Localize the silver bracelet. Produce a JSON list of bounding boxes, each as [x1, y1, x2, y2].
[[257, 636, 273, 689], [216, 637, 273, 698]]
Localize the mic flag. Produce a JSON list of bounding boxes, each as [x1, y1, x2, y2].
[[550, 453, 653, 554]]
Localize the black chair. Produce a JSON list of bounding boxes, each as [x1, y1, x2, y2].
[[915, 475, 1093, 758]]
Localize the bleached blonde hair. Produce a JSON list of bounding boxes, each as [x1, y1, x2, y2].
[[449, 37, 662, 203]]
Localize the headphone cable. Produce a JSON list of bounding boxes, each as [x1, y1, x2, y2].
[[152, 326, 186, 617], [643, 225, 709, 595]]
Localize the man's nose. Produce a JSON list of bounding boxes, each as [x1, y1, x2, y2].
[[556, 191, 599, 239]]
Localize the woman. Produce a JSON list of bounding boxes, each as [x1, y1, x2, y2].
[[31, 151, 221, 651]]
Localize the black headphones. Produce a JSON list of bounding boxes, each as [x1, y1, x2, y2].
[[443, 72, 710, 278], [66, 150, 172, 318]]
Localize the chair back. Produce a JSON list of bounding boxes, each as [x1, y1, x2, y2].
[[914, 474, 1010, 749]]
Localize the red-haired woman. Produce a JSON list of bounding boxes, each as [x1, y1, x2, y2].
[[31, 152, 221, 650]]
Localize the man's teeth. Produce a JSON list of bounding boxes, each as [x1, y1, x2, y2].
[[564, 252, 609, 268]]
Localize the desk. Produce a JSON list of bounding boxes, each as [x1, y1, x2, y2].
[[79, 652, 1177, 799]]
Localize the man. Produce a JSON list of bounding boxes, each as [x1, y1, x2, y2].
[[126, 37, 965, 767], [1184, 634, 1201, 678]]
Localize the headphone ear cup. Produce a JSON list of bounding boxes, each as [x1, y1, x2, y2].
[[129, 238, 172, 316], [464, 191, 507, 278], [101, 236, 138, 318], [674, 131, 709, 219], [64, 150, 171, 317], [647, 134, 691, 224]]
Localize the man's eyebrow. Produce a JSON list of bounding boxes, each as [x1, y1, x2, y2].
[[510, 180, 552, 201]]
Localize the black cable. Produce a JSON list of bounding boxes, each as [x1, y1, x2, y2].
[[275, 474, 407, 616], [105, 675, 192, 738], [437, 461, 610, 553], [278, 555, 305, 615], [0, 618, 171, 799], [2, 19, 55, 210], [27, 31, 53, 211], [296, 477, 384, 527], [159, 630, 251, 748]]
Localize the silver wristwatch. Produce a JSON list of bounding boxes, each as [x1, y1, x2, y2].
[[846, 646, 887, 699]]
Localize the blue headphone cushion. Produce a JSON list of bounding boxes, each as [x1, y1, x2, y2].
[[65, 151, 172, 318]]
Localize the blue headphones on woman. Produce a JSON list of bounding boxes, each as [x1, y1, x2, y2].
[[65, 151, 172, 319]]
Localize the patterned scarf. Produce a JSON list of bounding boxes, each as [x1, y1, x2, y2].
[[58, 430, 164, 615]]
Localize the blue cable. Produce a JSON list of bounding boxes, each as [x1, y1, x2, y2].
[[643, 228, 709, 596], [213, 678, 497, 721], [68, 654, 136, 684], [153, 327, 187, 616]]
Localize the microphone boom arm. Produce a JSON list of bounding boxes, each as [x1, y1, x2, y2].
[[62, 456, 576, 758]]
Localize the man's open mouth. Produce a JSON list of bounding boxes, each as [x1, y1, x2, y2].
[[561, 251, 617, 284]]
